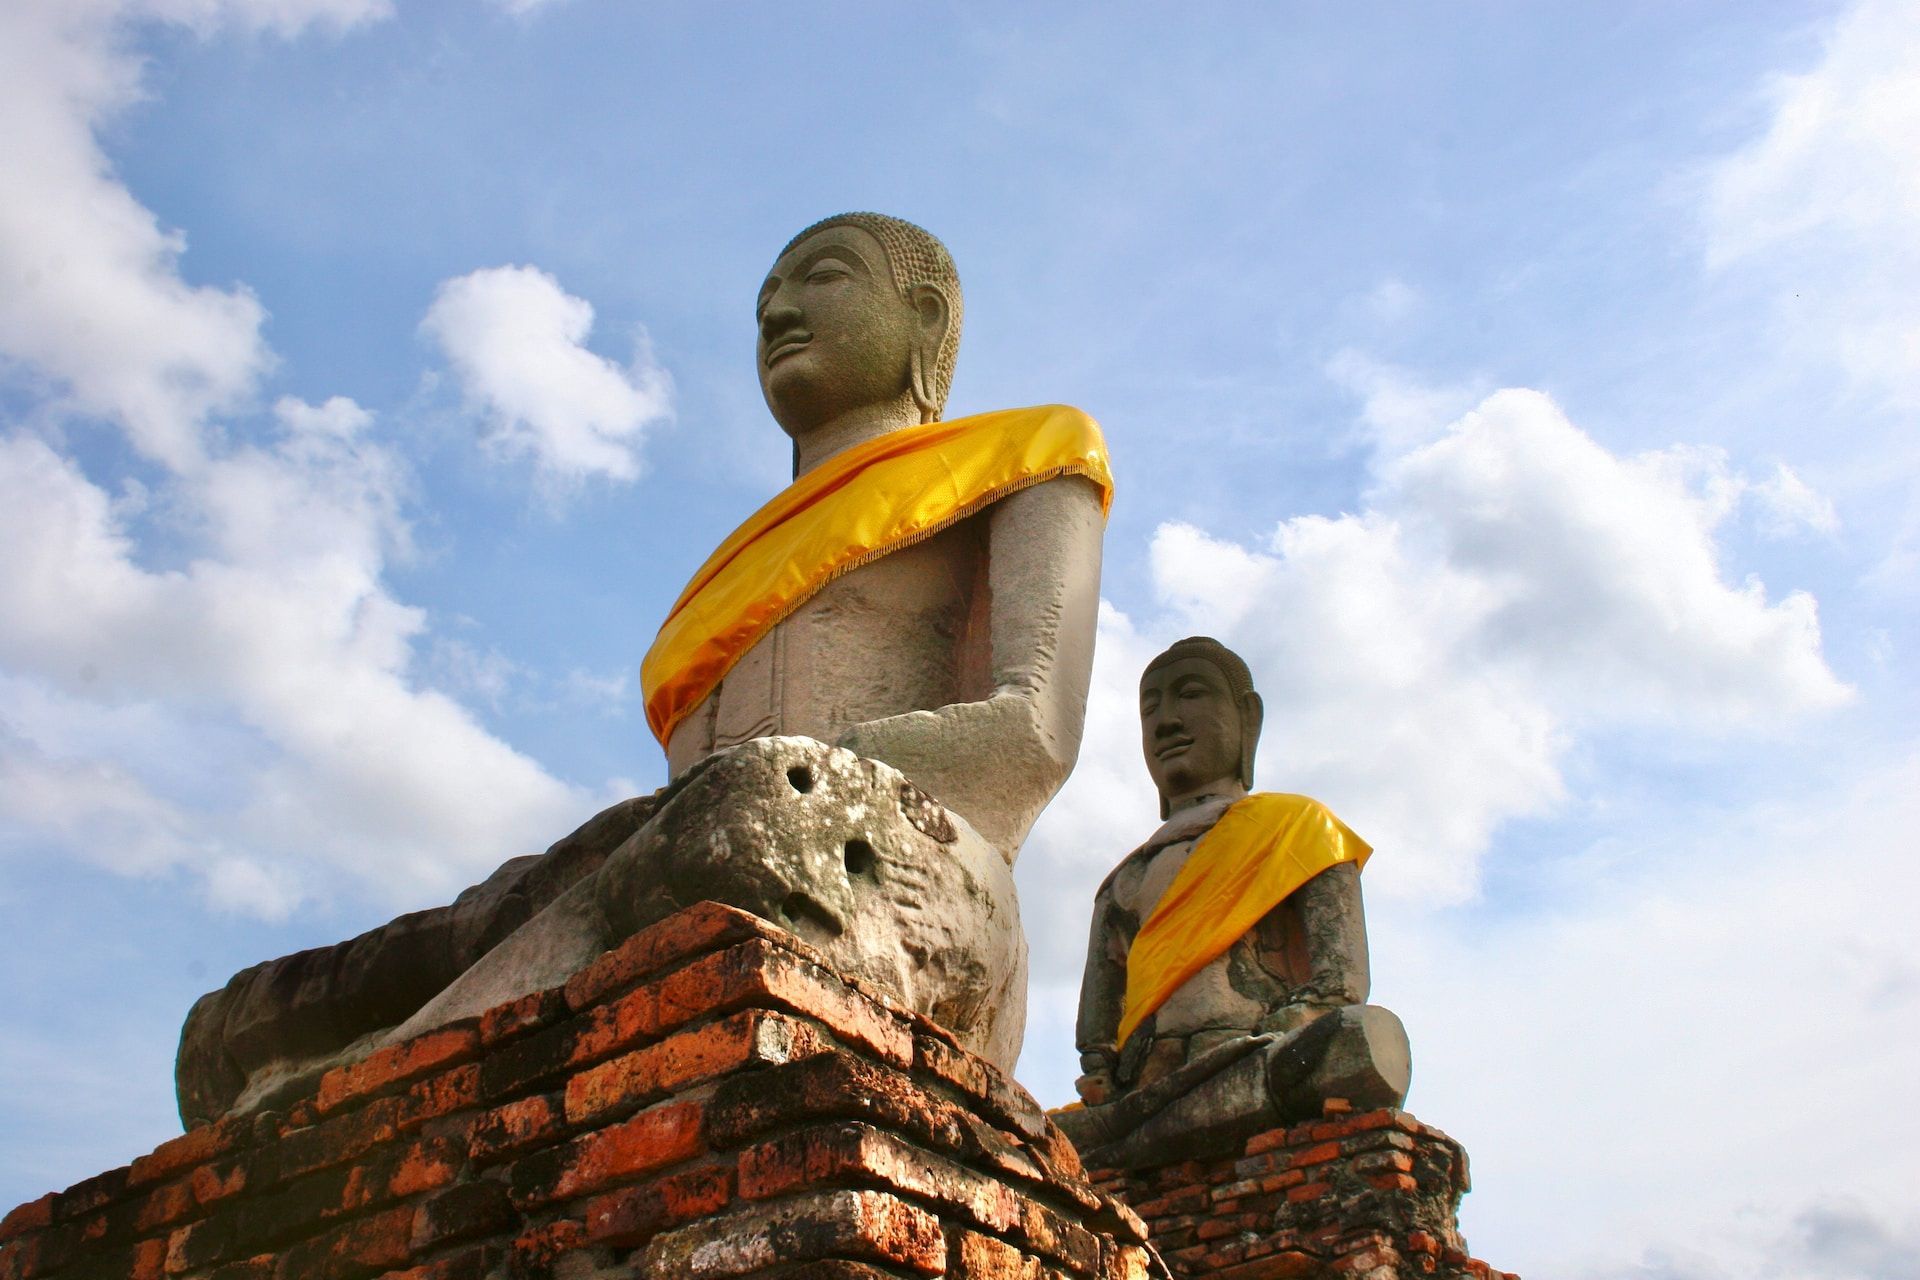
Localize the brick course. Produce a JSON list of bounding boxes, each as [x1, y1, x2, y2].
[[2, 903, 1160, 1280], [1085, 1107, 1515, 1280]]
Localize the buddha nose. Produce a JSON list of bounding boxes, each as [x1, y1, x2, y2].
[[759, 298, 801, 342]]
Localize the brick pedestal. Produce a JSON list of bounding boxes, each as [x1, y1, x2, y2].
[[1, 903, 1157, 1279], [1086, 1109, 1515, 1280]]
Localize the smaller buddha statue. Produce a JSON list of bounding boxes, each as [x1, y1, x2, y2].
[[1053, 637, 1411, 1170]]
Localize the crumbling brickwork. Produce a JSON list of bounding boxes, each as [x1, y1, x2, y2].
[[1, 903, 1157, 1279], [1086, 1107, 1515, 1280]]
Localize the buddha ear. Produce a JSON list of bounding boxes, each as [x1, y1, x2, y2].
[[1238, 690, 1264, 792], [907, 284, 951, 423]]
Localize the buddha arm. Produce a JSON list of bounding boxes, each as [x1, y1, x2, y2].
[[832, 476, 1105, 860], [1075, 877, 1130, 1089], [1288, 862, 1371, 1006]]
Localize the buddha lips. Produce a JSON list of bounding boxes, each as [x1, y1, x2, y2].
[[641, 404, 1114, 748]]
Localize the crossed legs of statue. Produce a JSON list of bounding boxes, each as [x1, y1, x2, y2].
[[1055, 1005, 1412, 1171]]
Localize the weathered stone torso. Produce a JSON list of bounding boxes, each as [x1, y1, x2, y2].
[[667, 518, 989, 772], [1104, 799, 1311, 1084]]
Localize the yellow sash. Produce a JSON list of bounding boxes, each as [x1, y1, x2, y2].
[[1117, 793, 1371, 1049], [642, 404, 1113, 747]]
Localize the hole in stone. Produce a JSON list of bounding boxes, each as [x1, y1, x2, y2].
[[843, 838, 877, 878], [786, 765, 814, 794], [779, 891, 842, 939]]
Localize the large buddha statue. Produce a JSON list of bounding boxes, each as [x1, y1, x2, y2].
[[175, 214, 1110, 1124], [1053, 637, 1410, 1171]]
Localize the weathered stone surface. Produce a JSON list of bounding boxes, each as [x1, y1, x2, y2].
[[397, 736, 1026, 1074]]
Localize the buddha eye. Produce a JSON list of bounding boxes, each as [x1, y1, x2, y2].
[[806, 266, 849, 284]]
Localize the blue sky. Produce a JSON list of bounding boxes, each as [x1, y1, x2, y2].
[[3, 2, 1917, 1275]]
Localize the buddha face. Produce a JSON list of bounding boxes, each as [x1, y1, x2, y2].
[[756, 224, 922, 437], [1139, 656, 1247, 808]]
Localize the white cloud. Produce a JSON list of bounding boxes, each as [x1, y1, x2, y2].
[[423, 265, 673, 483], [1703, 0, 1920, 400], [1017, 383, 1848, 1045], [0, 1, 390, 468], [1324, 347, 1483, 455], [0, 416, 586, 915]]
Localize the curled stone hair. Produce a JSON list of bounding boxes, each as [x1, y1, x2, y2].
[[780, 212, 964, 420], [1143, 636, 1262, 815], [1143, 636, 1256, 701]]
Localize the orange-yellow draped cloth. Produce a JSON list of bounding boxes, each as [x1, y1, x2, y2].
[[1117, 793, 1371, 1049], [641, 404, 1113, 747]]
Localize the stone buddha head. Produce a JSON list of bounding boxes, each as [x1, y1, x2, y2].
[[1139, 636, 1265, 818], [757, 213, 962, 459]]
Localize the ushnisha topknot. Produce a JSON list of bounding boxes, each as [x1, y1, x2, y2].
[[1142, 635, 1256, 702], [779, 212, 963, 420]]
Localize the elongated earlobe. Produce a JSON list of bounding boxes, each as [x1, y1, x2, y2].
[[909, 285, 950, 422], [909, 343, 937, 423], [1239, 691, 1265, 792]]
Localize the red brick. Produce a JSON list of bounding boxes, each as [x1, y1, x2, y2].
[[582, 1162, 734, 1247], [0, 1195, 53, 1243], [1285, 1181, 1330, 1204], [470, 1094, 564, 1167], [477, 988, 567, 1047], [562, 901, 802, 1011], [318, 1025, 482, 1116], [914, 1033, 1047, 1140], [653, 940, 913, 1068], [129, 1236, 168, 1280], [133, 1178, 198, 1233], [508, 1097, 706, 1208], [394, 1063, 483, 1131], [274, 1097, 405, 1182], [1365, 1172, 1420, 1194], [1215, 1251, 1321, 1280], [384, 1134, 462, 1199], [375, 1243, 498, 1280], [1015, 1194, 1102, 1275], [707, 1051, 970, 1153], [1243, 1127, 1300, 1158], [409, 1181, 514, 1253], [639, 1188, 944, 1276], [1197, 1210, 1260, 1241], [948, 1228, 1043, 1278], [566, 1009, 829, 1124], [1287, 1141, 1343, 1170], [565, 978, 663, 1065], [507, 1218, 586, 1273], [739, 1122, 1019, 1234], [128, 1116, 245, 1189], [1306, 1108, 1407, 1143], [1102, 1241, 1153, 1280], [271, 1205, 413, 1280]]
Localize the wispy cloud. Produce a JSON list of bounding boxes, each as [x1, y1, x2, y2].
[[1703, 0, 1920, 403], [423, 265, 673, 485]]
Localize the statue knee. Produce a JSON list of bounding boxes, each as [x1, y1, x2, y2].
[[1266, 1004, 1411, 1120]]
